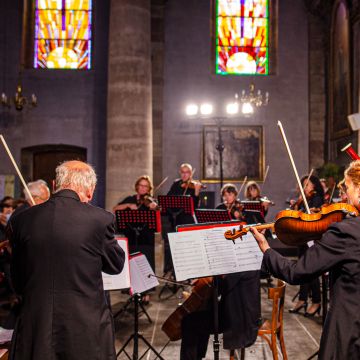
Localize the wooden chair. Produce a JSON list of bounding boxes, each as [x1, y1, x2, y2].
[[258, 279, 287, 360]]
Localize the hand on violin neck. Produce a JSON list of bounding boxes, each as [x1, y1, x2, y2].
[[249, 227, 270, 253]]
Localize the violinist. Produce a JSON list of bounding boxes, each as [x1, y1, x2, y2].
[[251, 160, 360, 360], [113, 175, 158, 212], [113, 175, 157, 272], [244, 180, 271, 217], [288, 174, 324, 316], [167, 163, 202, 208], [216, 183, 245, 220]]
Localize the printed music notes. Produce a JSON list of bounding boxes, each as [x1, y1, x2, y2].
[[168, 225, 263, 281]]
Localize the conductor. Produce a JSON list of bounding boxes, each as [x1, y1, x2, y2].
[[7, 160, 125, 360]]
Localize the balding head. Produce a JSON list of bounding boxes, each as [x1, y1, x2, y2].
[[55, 160, 97, 202], [26, 180, 51, 205]]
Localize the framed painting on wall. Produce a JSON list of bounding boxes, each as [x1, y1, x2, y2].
[[202, 125, 264, 182], [329, 0, 352, 140]]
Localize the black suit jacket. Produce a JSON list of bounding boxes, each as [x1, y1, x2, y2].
[[263, 216, 360, 360], [8, 189, 125, 360]]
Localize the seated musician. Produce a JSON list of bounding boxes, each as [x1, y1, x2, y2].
[[216, 183, 245, 220], [167, 163, 201, 208], [113, 175, 157, 274], [244, 180, 270, 217]]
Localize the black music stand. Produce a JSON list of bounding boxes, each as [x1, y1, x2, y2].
[[195, 209, 231, 223], [114, 210, 161, 322], [157, 195, 196, 299], [241, 200, 264, 218], [116, 253, 164, 360]]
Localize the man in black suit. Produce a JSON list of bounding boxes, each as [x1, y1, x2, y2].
[[7, 160, 125, 360]]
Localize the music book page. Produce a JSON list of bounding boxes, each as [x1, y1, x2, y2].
[[102, 238, 130, 290], [0, 327, 13, 344], [130, 253, 159, 294], [168, 225, 263, 281]]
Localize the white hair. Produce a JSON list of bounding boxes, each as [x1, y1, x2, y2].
[[55, 161, 97, 193], [26, 180, 50, 201]]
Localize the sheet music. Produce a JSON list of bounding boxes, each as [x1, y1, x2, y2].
[[168, 225, 263, 281], [102, 238, 130, 290], [130, 254, 159, 294]]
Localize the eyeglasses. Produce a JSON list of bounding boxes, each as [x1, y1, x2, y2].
[[138, 183, 150, 188]]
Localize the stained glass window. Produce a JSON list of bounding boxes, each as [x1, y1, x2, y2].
[[216, 0, 269, 75], [34, 0, 92, 69]]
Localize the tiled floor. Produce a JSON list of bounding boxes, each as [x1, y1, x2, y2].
[[112, 279, 322, 360]]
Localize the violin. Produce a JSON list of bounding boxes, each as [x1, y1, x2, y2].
[[180, 180, 207, 190], [138, 194, 160, 210], [259, 196, 275, 206], [224, 203, 359, 246], [226, 200, 244, 219]]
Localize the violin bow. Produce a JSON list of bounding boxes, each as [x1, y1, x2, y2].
[[183, 168, 196, 196], [238, 176, 248, 198], [277, 121, 311, 214], [0, 135, 36, 205], [302, 168, 314, 192], [329, 183, 336, 204], [153, 176, 168, 195]]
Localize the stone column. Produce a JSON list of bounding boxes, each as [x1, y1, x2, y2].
[[106, 0, 152, 209]]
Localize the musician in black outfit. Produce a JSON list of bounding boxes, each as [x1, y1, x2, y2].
[[180, 185, 261, 360], [251, 160, 360, 360], [289, 175, 324, 316], [216, 183, 245, 221], [113, 175, 158, 270]]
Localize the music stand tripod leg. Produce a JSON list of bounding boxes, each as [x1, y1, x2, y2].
[[138, 299, 152, 324], [212, 276, 220, 360]]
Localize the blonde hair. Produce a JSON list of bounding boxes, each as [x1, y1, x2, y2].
[[135, 175, 153, 195], [345, 160, 360, 187], [244, 180, 261, 199], [180, 163, 193, 173]]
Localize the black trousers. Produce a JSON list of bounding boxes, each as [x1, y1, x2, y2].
[[180, 311, 212, 360]]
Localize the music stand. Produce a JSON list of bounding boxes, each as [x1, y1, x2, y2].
[[116, 253, 164, 360], [241, 200, 264, 218], [157, 195, 196, 299], [195, 209, 231, 223], [176, 220, 247, 360], [114, 210, 161, 322]]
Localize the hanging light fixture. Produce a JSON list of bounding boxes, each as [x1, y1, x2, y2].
[[1, 83, 37, 111], [237, 83, 269, 114]]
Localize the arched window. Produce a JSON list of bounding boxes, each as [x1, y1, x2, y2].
[[216, 0, 269, 75], [34, 0, 92, 69]]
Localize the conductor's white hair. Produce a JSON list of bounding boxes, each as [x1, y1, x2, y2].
[[25, 180, 50, 201], [55, 161, 97, 192]]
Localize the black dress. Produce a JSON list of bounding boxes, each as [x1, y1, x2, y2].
[[8, 189, 125, 360], [180, 272, 261, 359], [117, 195, 156, 270], [262, 216, 360, 360]]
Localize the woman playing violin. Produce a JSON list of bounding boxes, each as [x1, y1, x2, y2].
[[216, 183, 245, 220], [113, 175, 157, 273], [113, 175, 158, 212], [251, 160, 360, 360], [244, 180, 271, 217]]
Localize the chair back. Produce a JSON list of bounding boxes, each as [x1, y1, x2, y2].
[[268, 279, 286, 330]]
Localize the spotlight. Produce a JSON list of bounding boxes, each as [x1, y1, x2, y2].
[[200, 103, 213, 115], [226, 102, 239, 115], [185, 104, 199, 116], [241, 102, 254, 114]]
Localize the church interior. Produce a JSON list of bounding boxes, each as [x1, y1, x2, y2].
[[0, 0, 360, 359]]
